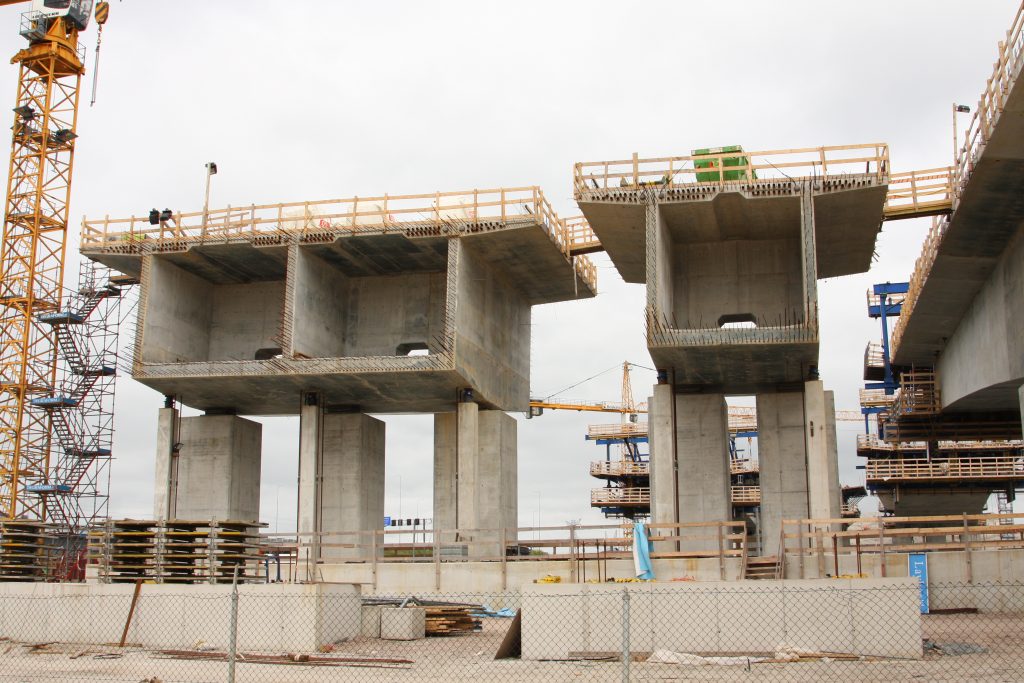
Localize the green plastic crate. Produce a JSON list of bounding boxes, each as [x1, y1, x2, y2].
[[692, 145, 753, 182]]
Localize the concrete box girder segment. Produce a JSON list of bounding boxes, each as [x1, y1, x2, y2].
[[576, 151, 888, 285], [646, 186, 823, 389], [80, 188, 595, 415]]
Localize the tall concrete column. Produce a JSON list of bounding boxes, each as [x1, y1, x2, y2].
[[433, 404, 517, 557], [171, 414, 262, 522], [297, 395, 324, 564], [804, 380, 837, 522], [824, 390, 842, 519], [297, 396, 386, 563], [153, 406, 179, 520], [1019, 384, 1024, 435], [675, 393, 731, 553], [757, 391, 808, 557], [648, 384, 676, 531]]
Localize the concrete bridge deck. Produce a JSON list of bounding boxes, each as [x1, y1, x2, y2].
[[890, 5, 1024, 415]]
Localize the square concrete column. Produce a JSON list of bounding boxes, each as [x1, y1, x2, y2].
[[675, 393, 731, 553], [804, 381, 840, 522], [168, 414, 262, 523], [153, 406, 179, 520], [757, 391, 808, 557], [648, 384, 677, 538], [433, 403, 517, 557], [297, 398, 385, 563]]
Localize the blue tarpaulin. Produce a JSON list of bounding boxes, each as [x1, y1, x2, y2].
[[633, 521, 654, 580]]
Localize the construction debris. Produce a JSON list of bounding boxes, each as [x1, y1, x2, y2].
[[363, 597, 483, 636]]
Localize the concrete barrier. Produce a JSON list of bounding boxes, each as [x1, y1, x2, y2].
[[521, 578, 922, 660], [0, 582, 361, 652]]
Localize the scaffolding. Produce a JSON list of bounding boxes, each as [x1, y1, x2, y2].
[[25, 260, 136, 579]]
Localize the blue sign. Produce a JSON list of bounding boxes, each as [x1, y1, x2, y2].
[[908, 553, 929, 614], [384, 516, 391, 527]]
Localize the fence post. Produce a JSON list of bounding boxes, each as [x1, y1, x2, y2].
[[963, 512, 974, 584], [621, 589, 631, 682], [227, 567, 239, 683]]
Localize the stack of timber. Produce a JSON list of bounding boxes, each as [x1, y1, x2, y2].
[[0, 519, 49, 581], [363, 597, 483, 636], [89, 519, 265, 584], [424, 605, 482, 636]]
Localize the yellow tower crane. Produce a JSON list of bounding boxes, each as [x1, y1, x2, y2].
[[0, 0, 108, 520]]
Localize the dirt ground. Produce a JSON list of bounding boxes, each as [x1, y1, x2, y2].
[[1, 614, 1022, 682]]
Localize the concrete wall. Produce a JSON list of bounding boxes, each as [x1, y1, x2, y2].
[[141, 257, 213, 363], [454, 242, 531, 411], [672, 238, 804, 328], [172, 415, 262, 522], [291, 248, 350, 358], [675, 393, 731, 551], [0, 583, 360, 651], [290, 246, 447, 359], [757, 390, 809, 556], [938, 223, 1024, 410], [208, 281, 284, 360], [140, 256, 284, 364], [520, 579, 922, 660]]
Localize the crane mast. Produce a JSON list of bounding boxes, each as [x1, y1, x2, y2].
[[0, 8, 85, 519]]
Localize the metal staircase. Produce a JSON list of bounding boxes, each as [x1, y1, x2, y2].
[[23, 262, 137, 578]]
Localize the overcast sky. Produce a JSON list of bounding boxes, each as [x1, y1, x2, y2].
[[0, 1, 1016, 532]]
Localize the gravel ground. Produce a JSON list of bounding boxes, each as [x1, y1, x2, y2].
[[2, 614, 1022, 682]]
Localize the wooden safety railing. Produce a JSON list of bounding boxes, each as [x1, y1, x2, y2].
[[586, 422, 648, 440], [891, 369, 941, 417], [857, 433, 1023, 453], [882, 167, 955, 220], [731, 485, 761, 505], [80, 186, 597, 292], [865, 456, 1024, 482], [840, 503, 860, 517], [573, 143, 890, 195], [256, 519, 748, 587], [782, 512, 1024, 579], [589, 460, 649, 477], [730, 458, 759, 475], [591, 487, 649, 506], [563, 215, 602, 256]]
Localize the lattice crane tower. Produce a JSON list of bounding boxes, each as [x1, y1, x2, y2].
[[0, 0, 103, 519]]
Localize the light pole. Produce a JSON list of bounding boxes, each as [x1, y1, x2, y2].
[[952, 104, 971, 167], [202, 161, 217, 236]]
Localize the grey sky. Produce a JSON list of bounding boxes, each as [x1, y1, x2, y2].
[[0, 1, 1016, 531]]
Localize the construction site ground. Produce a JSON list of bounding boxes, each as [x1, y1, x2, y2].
[[1, 613, 1022, 682]]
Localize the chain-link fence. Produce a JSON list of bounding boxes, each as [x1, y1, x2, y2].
[[1, 579, 1022, 681]]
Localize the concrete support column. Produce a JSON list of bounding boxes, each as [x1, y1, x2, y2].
[[297, 395, 324, 565], [824, 390, 842, 519], [675, 393, 731, 553], [757, 391, 808, 557], [152, 406, 179, 520], [1019, 384, 1024, 435], [648, 384, 677, 552], [170, 414, 262, 523], [298, 396, 386, 564], [433, 404, 517, 557], [804, 380, 839, 521]]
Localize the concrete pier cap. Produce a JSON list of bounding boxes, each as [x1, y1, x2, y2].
[[81, 186, 597, 416]]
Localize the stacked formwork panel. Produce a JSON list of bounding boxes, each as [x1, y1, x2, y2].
[[575, 145, 887, 555], [88, 519, 264, 584]]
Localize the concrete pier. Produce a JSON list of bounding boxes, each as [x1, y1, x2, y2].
[[297, 394, 386, 562], [154, 414, 261, 522], [81, 187, 591, 543], [577, 150, 885, 554], [434, 403, 517, 556]]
